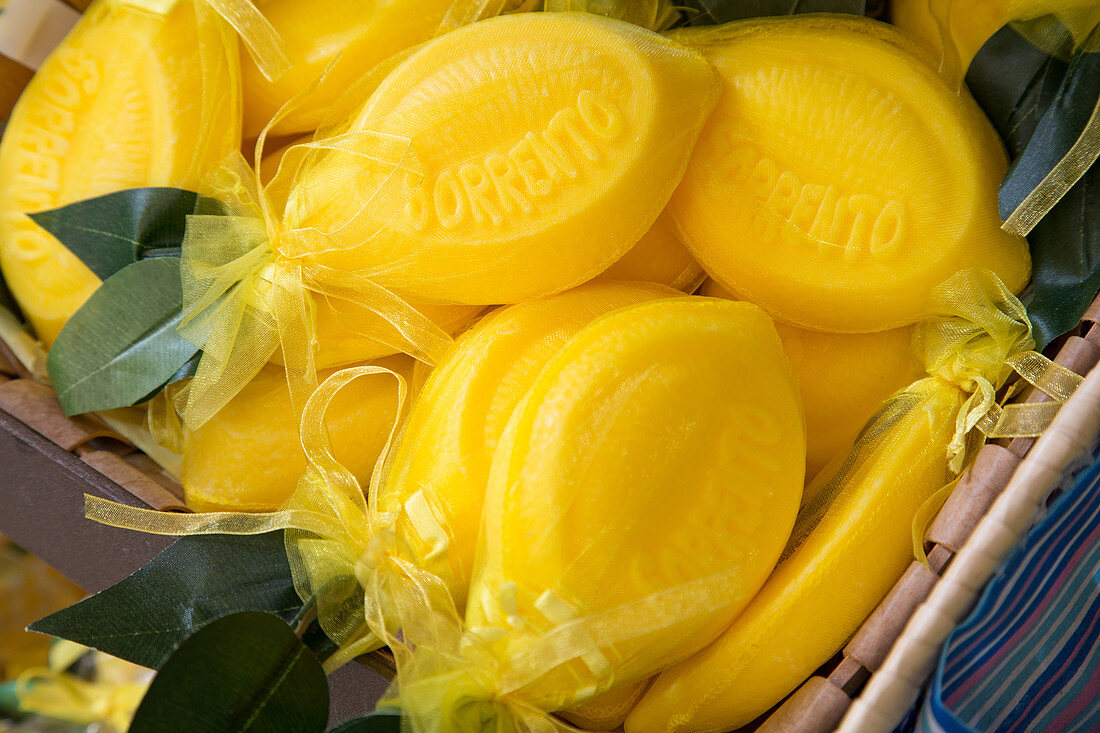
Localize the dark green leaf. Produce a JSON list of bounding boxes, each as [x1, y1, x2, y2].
[[1024, 167, 1100, 347], [968, 26, 1100, 347], [133, 350, 203, 406], [128, 612, 329, 733], [29, 533, 308, 670], [328, 711, 403, 733], [998, 48, 1100, 220], [28, 188, 200, 280], [675, 0, 865, 26], [46, 257, 198, 415], [967, 27, 1068, 152]]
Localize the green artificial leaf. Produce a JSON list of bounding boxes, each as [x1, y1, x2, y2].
[[675, 0, 865, 25], [328, 711, 403, 733], [968, 26, 1100, 347], [28, 188, 201, 281], [128, 612, 329, 733], [46, 257, 199, 415], [133, 350, 203, 405], [29, 533, 315, 670], [998, 46, 1100, 220]]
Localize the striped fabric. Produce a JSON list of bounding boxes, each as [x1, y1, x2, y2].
[[916, 438, 1100, 733]]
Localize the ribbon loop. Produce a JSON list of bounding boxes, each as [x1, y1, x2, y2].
[[203, 0, 291, 82]]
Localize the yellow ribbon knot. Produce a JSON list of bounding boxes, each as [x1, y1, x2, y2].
[[167, 151, 452, 433]]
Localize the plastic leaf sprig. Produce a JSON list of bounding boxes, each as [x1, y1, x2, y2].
[[669, 15, 1031, 333], [380, 298, 805, 733], [966, 18, 1100, 347], [0, 0, 241, 347]]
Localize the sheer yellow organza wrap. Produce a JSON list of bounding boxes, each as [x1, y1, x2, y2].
[[163, 5, 722, 431], [795, 268, 1082, 560], [162, 148, 451, 434]]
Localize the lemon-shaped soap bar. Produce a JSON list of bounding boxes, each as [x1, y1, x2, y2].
[[242, 0, 457, 137], [598, 209, 704, 291], [183, 356, 412, 512], [287, 13, 719, 305], [0, 0, 240, 346], [464, 298, 805, 711], [700, 280, 922, 480], [628, 381, 960, 733], [671, 16, 1029, 332], [380, 281, 674, 601]]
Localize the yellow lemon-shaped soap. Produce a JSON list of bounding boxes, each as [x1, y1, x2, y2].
[[559, 680, 651, 731], [461, 298, 805, 713], [627, 381, 960, 733], [670, 16, 1029, 332], [183, 356, 412, 512], [699, 280, 922, 480], [242, 0, 455, 138], [379, 281, 675, 603], [0, 0, 240, 347], [598, 209, 704, 291], [286, 13, 720, 305]]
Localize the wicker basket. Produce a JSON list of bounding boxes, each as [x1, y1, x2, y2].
[[2, 2, 1098, 731]]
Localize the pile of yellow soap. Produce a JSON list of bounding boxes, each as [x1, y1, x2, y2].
[[0, 1, 1035, 731]]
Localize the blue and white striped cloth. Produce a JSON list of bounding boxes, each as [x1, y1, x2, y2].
[[915, 438, 1100, 733]]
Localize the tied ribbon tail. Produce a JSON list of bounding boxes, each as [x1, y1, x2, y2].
[[912, 478, 961, 567], [975, 351, 1084, 438], [117, 0, 290, 82], [273, 261, 318, 421], [1002, 86, 1100, 237], [917, 351, 1084, 562], [84, 495, 343, 538], [203, 0, 290, 82], [282, 366, 411, 665], [947, 378, 998, 474]]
